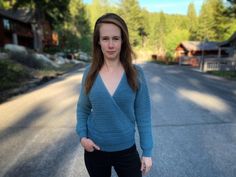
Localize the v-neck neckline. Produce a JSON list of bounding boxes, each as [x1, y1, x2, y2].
[[98, 71, 125, 97]]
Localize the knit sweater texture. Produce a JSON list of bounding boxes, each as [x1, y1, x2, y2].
[[76, 65, 153, 157]]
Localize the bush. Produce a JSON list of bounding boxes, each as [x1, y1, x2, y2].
[[0, 59, 32, 92], [9, 51, 45, 69], [207, 71, 236, 79], [43, 46, 61, 54]]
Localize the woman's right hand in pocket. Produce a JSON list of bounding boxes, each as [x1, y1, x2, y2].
[[80, 137, 100, 152]]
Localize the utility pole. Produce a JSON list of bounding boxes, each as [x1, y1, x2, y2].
[[201, 38, 208, 72], [200, 41, 205, 72]]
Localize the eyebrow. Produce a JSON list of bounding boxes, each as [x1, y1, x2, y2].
[[100, 35, 121, 38]]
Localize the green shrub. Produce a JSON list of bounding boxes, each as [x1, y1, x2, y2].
[[207, 71, 236, 79], [0, 59, 32, 92], [9, 51, 45, 69], [43, 46, 61, 54]]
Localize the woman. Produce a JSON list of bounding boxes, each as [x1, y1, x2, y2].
[[76, 13, 153, 177]]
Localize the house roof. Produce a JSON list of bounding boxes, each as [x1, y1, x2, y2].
[[0, 8, 35, 23], [177, 41, 219, 51], [218, 32, 236, 47]]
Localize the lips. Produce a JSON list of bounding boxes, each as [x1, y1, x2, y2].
[[107, 51, 116, 55]]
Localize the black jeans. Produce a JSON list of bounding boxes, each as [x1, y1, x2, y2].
[[84, 144, 142, 177]]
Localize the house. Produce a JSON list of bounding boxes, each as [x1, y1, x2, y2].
[[176, 32, 236, 71], [0, 8, 58, 51], [175, 41, 228, 67], [0, 8, 34, 49], [218, 32, 236, 58]]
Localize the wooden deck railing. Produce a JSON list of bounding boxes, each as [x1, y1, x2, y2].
[[202, 56, 236, 72]]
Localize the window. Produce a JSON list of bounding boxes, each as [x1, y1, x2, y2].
[[3, 18, 11, 30]]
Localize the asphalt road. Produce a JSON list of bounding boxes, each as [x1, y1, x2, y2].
[[0, 62, 236, 177]]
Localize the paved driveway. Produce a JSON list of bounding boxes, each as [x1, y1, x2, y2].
[[0, 62, 236, 177]]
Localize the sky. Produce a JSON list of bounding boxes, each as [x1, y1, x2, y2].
[[139, 0, 204, 15], [83, 0, 205, 15]]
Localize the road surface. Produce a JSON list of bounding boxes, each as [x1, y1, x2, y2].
[[0, 62, 236, 177]]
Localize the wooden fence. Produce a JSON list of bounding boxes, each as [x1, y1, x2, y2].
[[201, 56, 236, 72], [179, 55, 236, 72]]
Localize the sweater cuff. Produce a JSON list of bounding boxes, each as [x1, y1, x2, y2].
[[77, 131, 87, 142], [142, 149, 152, 157]]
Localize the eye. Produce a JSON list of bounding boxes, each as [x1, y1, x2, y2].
[[113, 37, 120, 40], [101, 37, 109, 41]]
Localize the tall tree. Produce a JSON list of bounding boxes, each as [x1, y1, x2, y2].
[[138, 8, 150, 48], [147, 12, 159, 50], [69, 0, 90, 37], [222, 0, 236, 39], [212, 0, 230, 40], [196, 0, 217, 41], [225, 0, 236, 17], [196, 0, 231, 41], [88, 0, 113, 30], [61, 0, 91, 52], [0, 0, 16, 8], [187, 2, 198, 40], [0, 0, 3, 8], [119, 0, 144, 46], [12, 0, 70, 26], [154, 11, 167, 57]]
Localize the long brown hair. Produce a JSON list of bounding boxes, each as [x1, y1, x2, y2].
[[85, 13, 138, 94]]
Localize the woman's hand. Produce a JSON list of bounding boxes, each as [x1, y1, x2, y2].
[[80, 137, 100, 152], [141, 156, 152, 175]]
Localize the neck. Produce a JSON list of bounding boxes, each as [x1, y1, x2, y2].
[[103, 59, 122, 72]]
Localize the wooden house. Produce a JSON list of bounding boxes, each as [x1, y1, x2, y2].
[[175, 41, 227, 67], [0, 8, 58, 51], [218, 32, 236, 58], [176, 32, 236, 71], [0, 8, 34, 49]]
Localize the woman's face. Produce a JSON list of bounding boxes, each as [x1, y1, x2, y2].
[[99, 23, 122, 61]]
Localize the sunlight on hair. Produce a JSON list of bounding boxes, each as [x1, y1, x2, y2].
[[178, 88, 230, 113]]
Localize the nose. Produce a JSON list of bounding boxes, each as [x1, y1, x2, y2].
[[108, 39, 114, 48]]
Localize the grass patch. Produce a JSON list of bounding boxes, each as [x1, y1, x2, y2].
[[0, 59, 32, 92], [207, 71, 236, 80], [33, 63, 77, 79], [0, 59, 81, 93]]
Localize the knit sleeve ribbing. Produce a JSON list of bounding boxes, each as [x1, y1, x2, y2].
[[134, 65, 153, 157]]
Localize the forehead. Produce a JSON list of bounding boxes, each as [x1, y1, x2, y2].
[[99, 23, 121, 36]]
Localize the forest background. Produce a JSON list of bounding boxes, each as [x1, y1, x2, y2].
[[1, 0, 236, 61]]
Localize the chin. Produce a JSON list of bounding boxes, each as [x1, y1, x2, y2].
[[105, 55, 119, 60]]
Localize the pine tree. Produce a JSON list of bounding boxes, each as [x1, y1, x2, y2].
[[225, 0, 236, 17], [212, 0, 230, 40], [12, 0, 70, 26], [147, 13, 159, 50], [0, 0, 10, 8], [187, 2, 198, 40], [53, 0, 91, 52], [69, 0, 90, 37], [88, 0, 114, 31], [119, 0, 144, 46], [196, 0, 216, 41], [196, 0, 232, 41], [155, 11, 167, 58]]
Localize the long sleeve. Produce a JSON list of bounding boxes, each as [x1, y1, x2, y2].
[[76, 67, 91, 140], [134, 66, 153, 157]]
